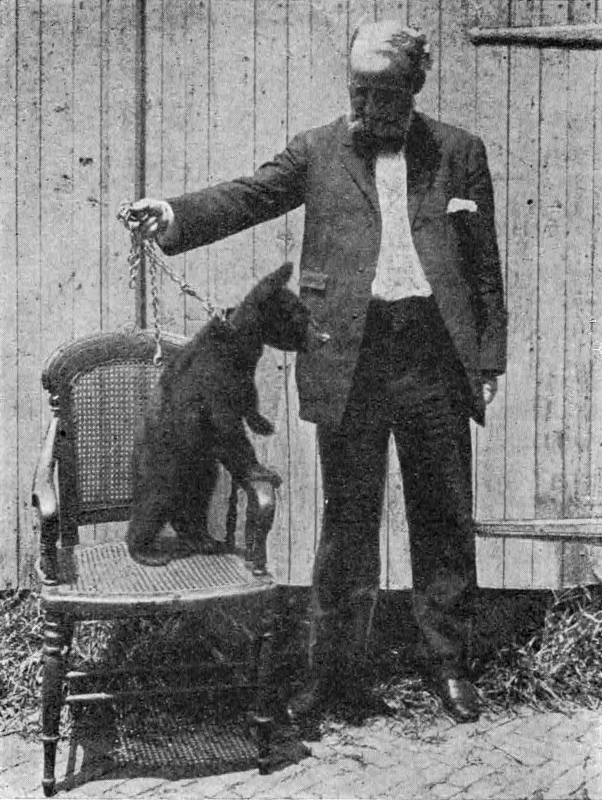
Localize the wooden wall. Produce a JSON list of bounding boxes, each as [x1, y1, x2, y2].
[[1, 0, 601, 591]]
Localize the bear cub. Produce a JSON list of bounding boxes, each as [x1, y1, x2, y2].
[[127, 261, 328, 567]]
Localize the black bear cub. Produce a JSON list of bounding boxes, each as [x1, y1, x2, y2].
[[127, 261, 328, 566]]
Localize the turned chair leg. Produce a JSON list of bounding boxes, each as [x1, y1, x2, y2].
[[41, 611, 70, 797], [251, 606, 280, 775], [254, 713, 273, 775]]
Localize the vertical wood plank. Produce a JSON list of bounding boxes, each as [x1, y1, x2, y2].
[[182, 0, 210, 333], [439, 0, 477, 130], [40, 0, 74, 354], [563, 2, 597, 518], [144, 0, 165, 258], [476, 536, 504, 588], [308, 0, 348, 128], [375, 0, 408, 24], [16, 0, 44, 583], [72, 0, 102, 340], [157, 1, 188, 332], [144, 0, 169, 337], [349, 0, 377, 33], [503, 537, 533, 588], [562, 539, 594, 588], [253, 0, 289, 293], [532, 538, 561, 590], [207, 0, 255, 309], [474, 0, 509, 522], [535, 0, 568, 518], [591, 17, 602, 518], [501, 0, 540, 586], [504, 0, 539, 525], [103, 0, 137, 331], [0, 0, 19, 588]]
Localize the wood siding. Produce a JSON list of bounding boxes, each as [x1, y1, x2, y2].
[[1, 0, 601, 590]]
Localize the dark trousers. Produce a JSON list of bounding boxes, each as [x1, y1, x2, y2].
[[310, 296, 477, 682]]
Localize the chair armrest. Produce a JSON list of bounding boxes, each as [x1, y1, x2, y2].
[[32, 417, 60, 584]]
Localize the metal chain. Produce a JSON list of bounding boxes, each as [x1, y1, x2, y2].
[[117, 201, 226, 366], [148, 250, 163, 365]]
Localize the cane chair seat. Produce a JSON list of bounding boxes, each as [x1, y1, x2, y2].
[[48, 543, 274, 614], [32, 329, 282, 796]]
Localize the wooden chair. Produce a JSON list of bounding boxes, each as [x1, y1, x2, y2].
[[32, 329, 283, 796]]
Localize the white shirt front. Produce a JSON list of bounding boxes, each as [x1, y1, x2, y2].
[[371, 149, 432, 301]]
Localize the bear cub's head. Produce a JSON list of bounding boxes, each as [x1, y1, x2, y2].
[[228, 261, 329, 354]]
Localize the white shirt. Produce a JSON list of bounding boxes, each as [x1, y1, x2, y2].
[[371, 149, 432, 301]]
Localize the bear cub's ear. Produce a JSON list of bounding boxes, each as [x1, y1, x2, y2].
[[258, 261, 294, 296], [257, 261, 293, 297], [275, 261, 294, 285], [234, 261, 294, 312]]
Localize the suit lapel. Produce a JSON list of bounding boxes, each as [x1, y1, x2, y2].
[[405, 114, 441, 228], [337, 122, 380, 217]]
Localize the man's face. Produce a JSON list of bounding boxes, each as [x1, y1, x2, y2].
[[349, 80, 414, 142]]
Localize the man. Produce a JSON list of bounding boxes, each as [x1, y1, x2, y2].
[[130, 21, 507, 725]]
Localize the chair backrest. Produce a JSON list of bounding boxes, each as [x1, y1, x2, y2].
[[42, 330, 189, 544]]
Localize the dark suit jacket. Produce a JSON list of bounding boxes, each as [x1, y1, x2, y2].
[[163, 112, 507, 427]]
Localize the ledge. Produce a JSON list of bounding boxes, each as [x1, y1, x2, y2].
[[477, 518, 602, 541], [469, 23, 602, 47]]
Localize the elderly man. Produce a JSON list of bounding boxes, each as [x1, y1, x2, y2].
[[130, 21, 507, 726]]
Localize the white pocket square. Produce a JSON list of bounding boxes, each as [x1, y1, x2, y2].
[[447, 198, 478, 213]]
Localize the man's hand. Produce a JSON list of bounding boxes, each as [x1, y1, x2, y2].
[[127, 198, 175, 244], [482, 376, 498, 405]]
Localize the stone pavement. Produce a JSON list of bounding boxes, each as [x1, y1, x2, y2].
[[1, 706, 600, 799]]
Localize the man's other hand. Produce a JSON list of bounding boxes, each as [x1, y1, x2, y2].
[[482, 377, 498, 405]]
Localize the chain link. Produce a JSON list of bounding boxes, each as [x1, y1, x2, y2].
[[148, 249, 163, 365], [117, 201, 226, 366]]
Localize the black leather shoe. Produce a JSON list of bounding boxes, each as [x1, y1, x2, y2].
[[437, 678, 480, 723]]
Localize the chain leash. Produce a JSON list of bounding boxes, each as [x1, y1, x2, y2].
[[148, 246, 163, 365], [117, 201, 226, 366]]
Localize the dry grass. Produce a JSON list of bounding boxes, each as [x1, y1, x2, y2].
[[2, 587, 601, 739], [0, 592, 45, 737], [473, 587, 602, 714]]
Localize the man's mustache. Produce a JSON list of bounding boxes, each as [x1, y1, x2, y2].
[[347, 113, 407, 136]]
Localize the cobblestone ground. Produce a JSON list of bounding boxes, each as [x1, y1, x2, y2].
[[2, 706, 600, 799]]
